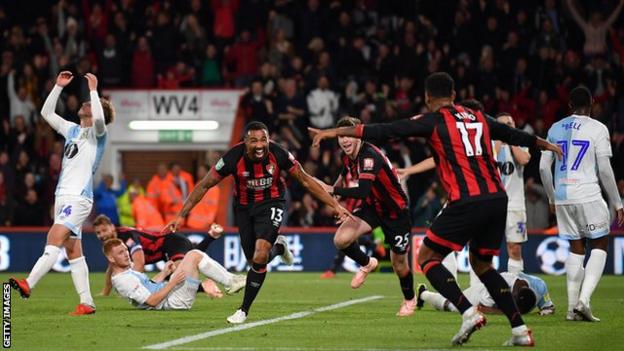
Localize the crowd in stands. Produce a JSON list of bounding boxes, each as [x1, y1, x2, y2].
[[1, 0, 624, 230]]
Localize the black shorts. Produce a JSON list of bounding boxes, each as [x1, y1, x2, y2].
[[424, 196, 507, 258], [163, 233, 194, 261], [354, 205, 412, 254], [235, 201, 285, 261]]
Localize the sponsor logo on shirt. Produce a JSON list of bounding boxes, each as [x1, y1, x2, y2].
[[247, 177, 273, 190], [215, 158, 225, 171]]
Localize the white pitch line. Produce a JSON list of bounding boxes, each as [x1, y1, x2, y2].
[[143, 295, 383, 350]]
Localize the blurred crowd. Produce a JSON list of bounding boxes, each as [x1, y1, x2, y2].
[[1, 0, 624, 230]]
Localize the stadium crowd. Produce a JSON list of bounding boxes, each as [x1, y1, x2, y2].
[[0, 0, 623, 229]]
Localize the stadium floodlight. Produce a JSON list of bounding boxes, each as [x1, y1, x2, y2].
[[128, 120, 219, 130]]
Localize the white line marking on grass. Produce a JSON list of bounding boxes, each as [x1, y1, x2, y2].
[[168, 348, 474, 351], [142, 295, 383, 350]]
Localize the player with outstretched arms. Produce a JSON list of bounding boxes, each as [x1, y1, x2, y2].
[[165, 121, 351, 324], [310, 72, 562, 346], [10, 71, 115, 315], [539, 86, 624, 322], [315, 116, 416, 317], [103, 239, 246, 310]]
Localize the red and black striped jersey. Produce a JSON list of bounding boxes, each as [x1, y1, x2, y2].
[[340, 167, 362, 212], [356, 104, 536, 204], [214, 141, 299, 207], [337, 142, 408, 218], [116, 227, 167, 264]]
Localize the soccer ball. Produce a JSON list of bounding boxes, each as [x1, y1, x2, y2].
[[536, 237, 570, 275]]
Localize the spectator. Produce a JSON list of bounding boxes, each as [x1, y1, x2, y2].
[[307, 75, 339, 129], [7, 70, 36, 126], [13, 189, 44, 226], [131, 36, 155, 87], [94, 173, 126, 226], [212, 0, 239, 46], [201, 44, 222, 86], [224, 29, 261, 87], [275, 78, 307, 146], [240, 79, 274, 130], [98, 34, 123, 87], [567, 0, 624, 57]]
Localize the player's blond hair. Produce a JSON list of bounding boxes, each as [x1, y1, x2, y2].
[[102, 238, 124, 256]]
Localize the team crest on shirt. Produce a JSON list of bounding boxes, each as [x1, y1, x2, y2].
[[266, 164, 275, 175], [64, 143, 79, 159], [363, 158, 374, 171], [80, 130, 89, 139]]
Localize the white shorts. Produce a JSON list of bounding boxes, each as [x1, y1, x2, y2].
[[54, 195, 93, 239], [162, 277, 200, 310], [556, 199, 610, 240], [505, 210, 527, 243]]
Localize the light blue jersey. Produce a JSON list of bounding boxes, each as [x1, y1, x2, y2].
[[545, 115, 611, 205], [111, 269, 166, 309]]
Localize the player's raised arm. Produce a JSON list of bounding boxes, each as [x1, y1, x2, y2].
[[85, 73, 106, 137], [41, 71, 75, 135], [164, 168, 224, 233], [290, 163, 352, 222]]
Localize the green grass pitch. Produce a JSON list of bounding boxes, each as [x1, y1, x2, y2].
[[1, 272, 622, 350]]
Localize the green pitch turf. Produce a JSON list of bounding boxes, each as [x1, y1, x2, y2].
[[1, 272, 622, 350]]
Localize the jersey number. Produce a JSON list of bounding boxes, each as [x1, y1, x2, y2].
[[556, 139, 589, 171], [456, 122, 483, 156], [270, 208, 284, 222], [394, 233, 410, 251]]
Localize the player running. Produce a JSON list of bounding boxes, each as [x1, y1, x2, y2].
[[103, 239, 246, 310], [315, 116, 416, 316], [93, 214, 239, 297], [10, 71, 114, 315], [417, 272, 555, 317], [539, 86, 624, 322], [165, 121, 350, 324], [310, 72, 562, 346]]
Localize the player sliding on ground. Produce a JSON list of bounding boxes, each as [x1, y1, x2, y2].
[[310, 72, 563, 347], [104, 238, 245, 310], [315, 116, 416, 316], [539, 86, 624, 322], [417, 272, 555, 317], [165, 121, 351, 324], [10, 71, 114, 315]]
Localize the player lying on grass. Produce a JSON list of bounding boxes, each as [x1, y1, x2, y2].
[[417, 272, 555, 316], [95, 214, 295, 298], [94, 214, 233, 297], [103, 238, 246, 310]]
